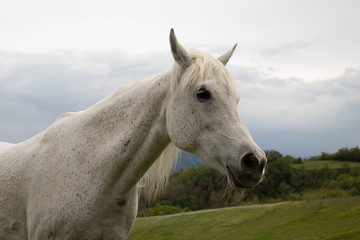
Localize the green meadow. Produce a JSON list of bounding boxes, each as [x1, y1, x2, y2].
[[292, 160, 360, 170], [129, 196, 360, 240]]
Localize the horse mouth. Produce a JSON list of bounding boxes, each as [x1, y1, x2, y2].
[[225, 166, 261, 189]]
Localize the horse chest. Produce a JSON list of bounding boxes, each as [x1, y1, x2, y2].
[[27, 186, 138, 240], [83, 188, 138, 240]]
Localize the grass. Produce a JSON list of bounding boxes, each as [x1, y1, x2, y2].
[[128, 196, 360, 240], [291, 160, 360, 170]]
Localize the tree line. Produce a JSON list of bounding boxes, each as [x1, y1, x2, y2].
[[309, 146, 360, 162], [138, 148, 360, 217]]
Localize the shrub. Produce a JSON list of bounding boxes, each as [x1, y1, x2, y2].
[[138, 204, 191, 217]]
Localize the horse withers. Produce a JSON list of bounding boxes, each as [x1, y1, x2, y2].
[[0, 29, 266, 240]]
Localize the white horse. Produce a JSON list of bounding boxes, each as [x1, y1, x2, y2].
[[0, 29, 267, 240]]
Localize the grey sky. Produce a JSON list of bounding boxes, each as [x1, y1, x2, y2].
[[1, 0, 359, 157]]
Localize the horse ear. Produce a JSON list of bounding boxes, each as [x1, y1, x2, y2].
[[169, 29, 193, 68], [218, 44, 237, 65]]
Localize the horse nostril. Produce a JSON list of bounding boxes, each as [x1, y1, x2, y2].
[[241, 153, 260, 174]]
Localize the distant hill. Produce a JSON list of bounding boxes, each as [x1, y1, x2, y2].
[[173, 151, 205, 172], [175, 150, 360, 172], [292, 160, 360, 170]]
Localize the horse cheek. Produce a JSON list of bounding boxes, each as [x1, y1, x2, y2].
[[166, 104, 199, 151]]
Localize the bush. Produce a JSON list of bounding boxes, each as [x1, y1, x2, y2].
[[290, 193, 304, 201], [326, 189, 349, 198], [316, 146, 360, 162], [338, 175, 360, 195], [138, 204, 191, 217], [138, 149, 360, 216]]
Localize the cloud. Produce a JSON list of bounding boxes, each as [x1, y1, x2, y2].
[[0, 50, 172, 142], [230, 65, 360, 156], [0, 50, 359, 157], [261, 42, 310, 60]]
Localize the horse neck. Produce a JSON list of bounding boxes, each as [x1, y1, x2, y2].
[[81, 72, 173, 193]]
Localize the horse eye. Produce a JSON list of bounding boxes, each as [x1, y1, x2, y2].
[[196, 87, 211, 101]]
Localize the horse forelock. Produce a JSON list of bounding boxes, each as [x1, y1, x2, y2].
[[170, 50, 237, 96]]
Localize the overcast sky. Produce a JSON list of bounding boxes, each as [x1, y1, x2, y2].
[[1, 0, 359, 157]]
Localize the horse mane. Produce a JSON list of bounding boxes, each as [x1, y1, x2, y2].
[[140, 143, 180, 201], [140, 50, 237, 201]]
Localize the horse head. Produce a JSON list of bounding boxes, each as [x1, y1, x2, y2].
[[166, 29, 267, 188]]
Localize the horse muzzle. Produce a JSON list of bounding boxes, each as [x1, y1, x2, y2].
[[225, 153, 267, 189]]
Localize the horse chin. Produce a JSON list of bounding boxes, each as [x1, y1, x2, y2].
[[225, 166, 261, 189]]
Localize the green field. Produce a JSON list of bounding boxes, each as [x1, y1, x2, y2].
[[128, 196, 360, 240], [292, 160, 360, 170]]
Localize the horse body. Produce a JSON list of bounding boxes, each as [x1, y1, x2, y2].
[[0, 142, 13, 152], [0, 29, 267, 239], [0, 72, 173, 239]]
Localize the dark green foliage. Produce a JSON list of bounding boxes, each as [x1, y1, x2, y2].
[[138, 147, 360, 216], [158, 166, 242, 210], [138, 166, 244, 214], [311, 146, 360, 162], [248, 153, 359, 202], [138, 204, 190, 217]]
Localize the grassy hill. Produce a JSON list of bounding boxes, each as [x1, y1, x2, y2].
[[129, 196, 360, 240], [292, 160, 360, 170]]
